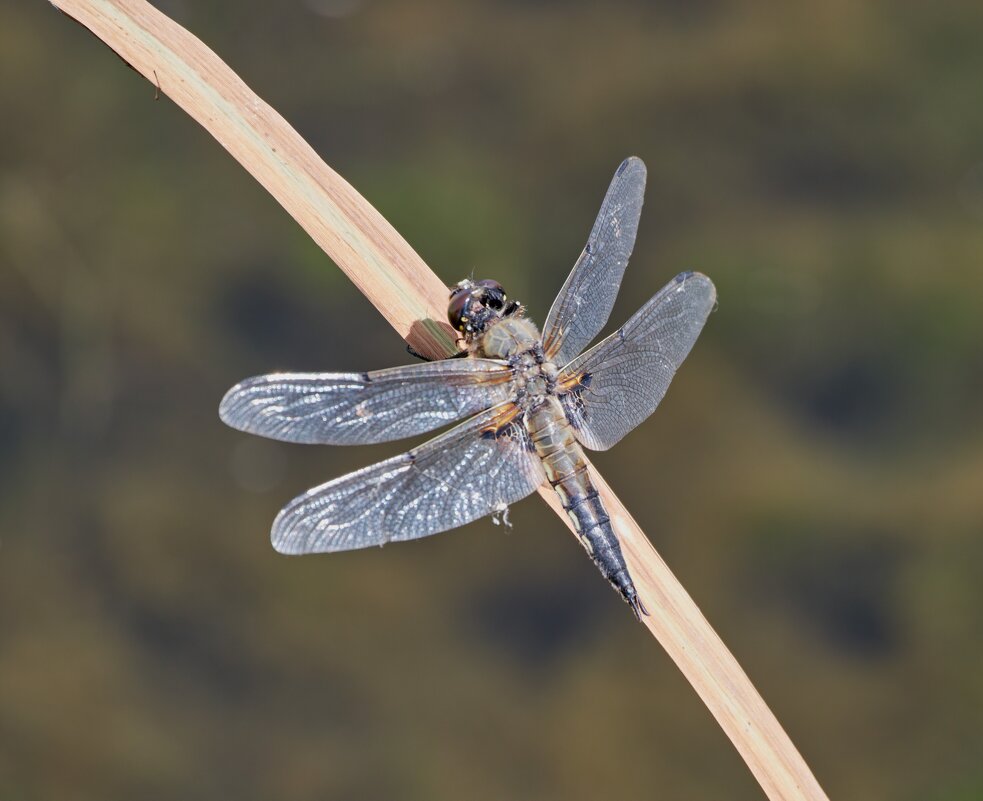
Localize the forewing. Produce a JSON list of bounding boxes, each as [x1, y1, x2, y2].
[[558, 272, 716, 451], [219, 359, 513, 445], [541, 157, 647, 367], [272, 404, 545, 554]]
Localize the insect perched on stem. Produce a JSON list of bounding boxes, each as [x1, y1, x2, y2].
[[220, 157, 715, 618]]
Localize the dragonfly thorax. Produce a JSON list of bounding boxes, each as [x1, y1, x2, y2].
[[512, 350, 559, 411], [473, 316, 540, 359], [473, 317, 560, 410]]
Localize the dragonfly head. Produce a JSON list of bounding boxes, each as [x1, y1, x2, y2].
[[448, 279, 521, 339]]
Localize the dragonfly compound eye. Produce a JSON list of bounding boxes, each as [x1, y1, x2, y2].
[[448, 286, 474, 332], [475, 279, 507, 311]]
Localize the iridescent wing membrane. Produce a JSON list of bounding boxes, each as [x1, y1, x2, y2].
[[220, 359, 513, 445], [558, 271, 716, 451], [220, 362, 543, 552], [271, 407, 544, 554], [540, 156, 715, 452], [541, 156, 647, 368]]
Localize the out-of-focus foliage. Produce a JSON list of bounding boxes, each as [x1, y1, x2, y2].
[[2, 1, 983, 799]]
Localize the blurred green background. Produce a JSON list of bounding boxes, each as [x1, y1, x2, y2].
[[3, 1, 983, 799]]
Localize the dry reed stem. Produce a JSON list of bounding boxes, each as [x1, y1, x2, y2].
[[47, 1, 830, 798]]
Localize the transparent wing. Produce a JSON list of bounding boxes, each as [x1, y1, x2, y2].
[[272, 404, 545, 554], [541, 156, 647, 367], [558, 272, 716, 451], [219, 359, 513, 446]]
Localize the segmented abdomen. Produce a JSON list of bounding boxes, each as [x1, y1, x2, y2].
[[526, 398, 641, 616]]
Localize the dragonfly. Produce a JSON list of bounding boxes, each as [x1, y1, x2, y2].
[[219, 157, 716, 619]]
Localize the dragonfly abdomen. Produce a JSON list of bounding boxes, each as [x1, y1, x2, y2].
[[558, 480, 645, 620], [527, 398, 645, 619]]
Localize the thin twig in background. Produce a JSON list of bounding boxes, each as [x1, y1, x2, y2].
[[46, 1, 830, 798]]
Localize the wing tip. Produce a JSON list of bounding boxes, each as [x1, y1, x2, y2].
[[271, 506, 306, 555], [218, 374, 271, 430], [675, 270, 717, 304], [617, 155, 646, 176], [271, 490, 343, 555], [217, 384, 242, 428]]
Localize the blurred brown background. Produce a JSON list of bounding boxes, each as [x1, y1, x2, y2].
[[3, 1, 983, 799]]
